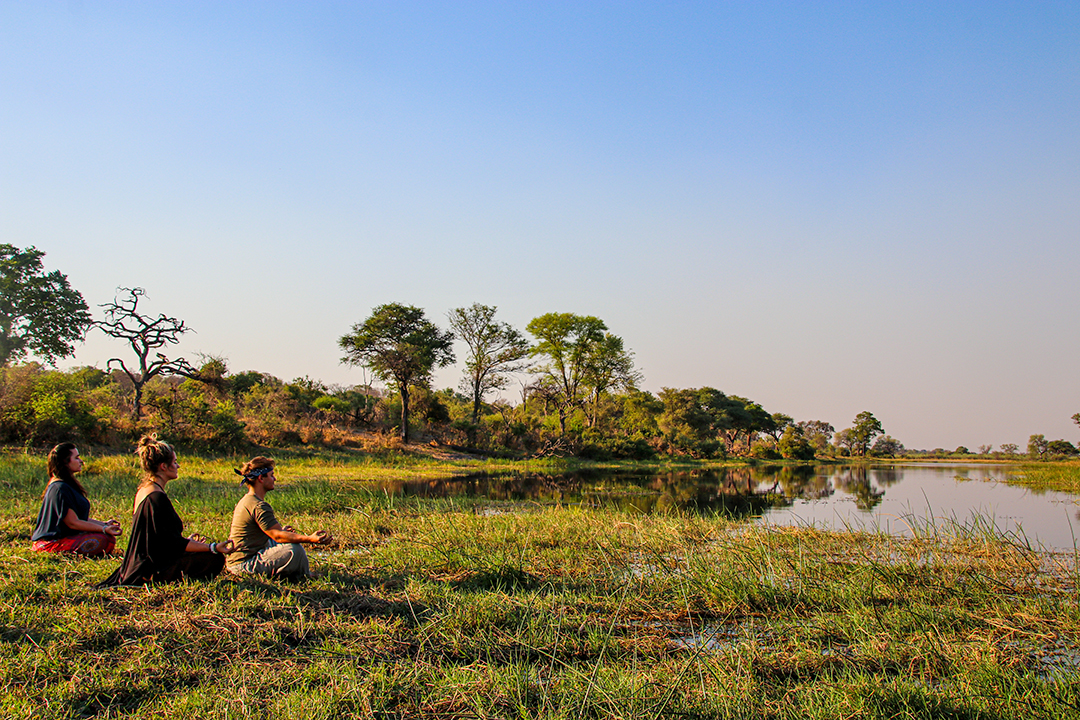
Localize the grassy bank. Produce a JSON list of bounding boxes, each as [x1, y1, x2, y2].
[[1006, 462, 1080, 495], [2, 453, 1078, 718]]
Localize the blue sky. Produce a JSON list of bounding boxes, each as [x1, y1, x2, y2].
[[2, 2, 1078, 449]]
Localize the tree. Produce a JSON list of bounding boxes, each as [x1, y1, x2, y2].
[[95, 288, 201, 420], [447, 303, 531, 433], [871, 435, 905, 457], [766, 413, 794, 442], [834, 428, 856, 456], [616, 389, 663, 440], [797, 420, 835, 453], [581, 333, 641, 427], [1028, 434, 1048, 458], [339, 303, 454, 443], [999, 443, 1018, 455], [0, 244, 92, 367], [846, 411, 883, 457], [526, 313, 607, 435], [779, 425, 816, 460], [720, 396, 774, 453], [1046, 439, 1078, 456], [657, 388, 714, 455]]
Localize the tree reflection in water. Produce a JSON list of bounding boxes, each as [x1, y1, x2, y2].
[[831, 467, 886, 511], [368, 467, 808, 519], [370, 466, 902, 516]]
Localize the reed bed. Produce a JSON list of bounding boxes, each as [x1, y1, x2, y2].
[[1006, 462, 1080, 495], [1, 452, 1077, 718]]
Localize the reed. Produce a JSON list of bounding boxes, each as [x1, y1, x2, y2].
[[1007, 462, 1080, 494]]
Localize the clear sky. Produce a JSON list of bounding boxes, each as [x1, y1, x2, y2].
[[2, 2, 1078, 450]]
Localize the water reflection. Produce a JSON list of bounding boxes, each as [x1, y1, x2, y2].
[[371, 468, 791, 519], [361, 464, 1080, 550], [831, 467, 886, 511], [360, 466, 917, 516]]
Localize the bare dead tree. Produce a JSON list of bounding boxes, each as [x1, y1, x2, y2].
[[95, 287, 201, 420]]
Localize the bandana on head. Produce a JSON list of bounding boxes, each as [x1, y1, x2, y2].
[[234, 466, 273, 485]]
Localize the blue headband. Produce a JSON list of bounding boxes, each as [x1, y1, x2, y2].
[[234, 466, 273, 484]]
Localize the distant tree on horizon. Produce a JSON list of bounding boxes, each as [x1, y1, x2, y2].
[[447, 303, 531, 439], [526, 312, 607, 436], [339, 303, 454, 444], [839, 411, 883, 457]]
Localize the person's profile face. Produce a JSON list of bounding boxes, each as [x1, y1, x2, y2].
[[159, 457, 180, 480], [67, 448, 84, 474]]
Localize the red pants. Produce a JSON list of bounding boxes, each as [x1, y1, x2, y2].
[[32, 532, 116, 557]]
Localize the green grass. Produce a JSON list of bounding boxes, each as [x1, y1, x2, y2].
[[2, 452, 1078, 718], [1006, 462, 1080, 495]]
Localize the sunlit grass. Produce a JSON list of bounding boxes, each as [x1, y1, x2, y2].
[[2, 452, 1079, 718], [1007, 462, 1080, 494]]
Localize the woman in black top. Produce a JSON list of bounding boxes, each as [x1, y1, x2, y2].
[[32, 443, 121, 556], [99, 435, 234, 586]]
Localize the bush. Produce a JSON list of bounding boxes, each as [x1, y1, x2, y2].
[[579, 436, 658, 461], [749, 441, 781, 460], [779, 427, 816, 460], [0, 365, 103, 445]]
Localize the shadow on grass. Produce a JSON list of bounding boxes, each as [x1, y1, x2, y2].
[[69, 667, 202, 718], [446, 567, 543, 593], [230, 570, 430, 624]]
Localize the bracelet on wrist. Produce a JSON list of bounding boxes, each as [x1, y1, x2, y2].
[[210, 542, 217, 554]]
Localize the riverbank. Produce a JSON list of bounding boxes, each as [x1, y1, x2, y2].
[[2, 452, 1078, 718]]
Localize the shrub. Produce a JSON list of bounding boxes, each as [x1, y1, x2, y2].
[[749, 441, 781, 460], [779, 427, 816, 460]]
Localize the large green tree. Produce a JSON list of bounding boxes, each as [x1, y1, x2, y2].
[[339, 303, 454, 443], [0, 244, 92, 367], [847, 410, 884, 457], [447, 303, 531, 433], [796, 420, 835, 453], [657, 387, 720, 456], [526, 312, 606, 435]]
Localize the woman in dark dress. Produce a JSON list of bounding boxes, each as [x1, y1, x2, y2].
[[32, 443, 121, 557], [99, 435, 233, 586]]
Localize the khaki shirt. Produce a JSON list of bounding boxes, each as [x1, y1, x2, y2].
[[227, 493, 279, 565]]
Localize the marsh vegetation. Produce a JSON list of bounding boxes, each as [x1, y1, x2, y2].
[[2, 452, 1078, 718]]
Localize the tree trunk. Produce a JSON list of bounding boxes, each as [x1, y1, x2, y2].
[[400, 386, 410, 443], [133, 383, 144, 420]]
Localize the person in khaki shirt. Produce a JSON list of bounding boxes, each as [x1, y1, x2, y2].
[[227, 456, 332, 579]]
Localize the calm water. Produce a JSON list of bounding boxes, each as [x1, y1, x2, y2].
[[754, 464, 1080, 550], [369, 464, 1080, 551]]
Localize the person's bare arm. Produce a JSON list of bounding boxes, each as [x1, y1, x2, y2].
[[62, 509, 121, 536], [265, 523, 333, 545]]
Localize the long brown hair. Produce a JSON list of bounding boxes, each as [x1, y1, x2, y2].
[[47, 442, 87, 497]]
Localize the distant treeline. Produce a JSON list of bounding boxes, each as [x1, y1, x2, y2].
[[1, 358, 895, 460], [2, 244, 1077, 459]]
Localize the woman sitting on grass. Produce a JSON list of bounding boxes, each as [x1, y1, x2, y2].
[[99, 435, 234, 586], [32, 443, 121, 557]]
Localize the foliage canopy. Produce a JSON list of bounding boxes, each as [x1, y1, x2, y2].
[[0, 244, 92, 367], [339, 303, 455, 443]]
